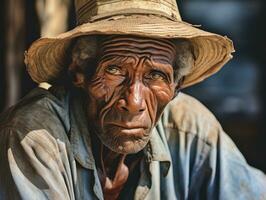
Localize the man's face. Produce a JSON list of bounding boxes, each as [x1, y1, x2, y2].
[[84, 36, 178, 154]]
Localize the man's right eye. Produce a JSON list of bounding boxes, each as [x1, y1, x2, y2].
[[105, 65, 122, 75]]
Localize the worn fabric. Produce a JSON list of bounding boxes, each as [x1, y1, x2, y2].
[[0, 87, 265, 200]]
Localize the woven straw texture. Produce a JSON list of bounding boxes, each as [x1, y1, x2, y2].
[[25, 0, 234, 88]]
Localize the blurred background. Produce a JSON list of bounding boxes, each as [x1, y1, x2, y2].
[[0, 0, 265, 172]]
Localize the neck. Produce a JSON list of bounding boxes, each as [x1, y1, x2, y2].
[[100, 143, 127, 179], [90, 130, 127, 178], [91, 132, 130, 200]]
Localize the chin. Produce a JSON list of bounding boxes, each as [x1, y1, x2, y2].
[[116, 139, 149, 154], [97, 129, 151, 154]]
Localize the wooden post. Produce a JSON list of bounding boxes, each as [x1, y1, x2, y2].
[[36, 0, 70, 37], [5, 0, 25, 108]]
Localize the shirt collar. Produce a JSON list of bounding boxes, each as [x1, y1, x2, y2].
[[69, 89, 95, 169], [69, 89, 171, 175], [145, 121, 172, 176]]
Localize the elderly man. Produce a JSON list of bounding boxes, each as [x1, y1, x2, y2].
[[0, 0, 266, 199]]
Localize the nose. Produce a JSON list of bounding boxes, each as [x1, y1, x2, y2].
[[116, 82, 146, 114]]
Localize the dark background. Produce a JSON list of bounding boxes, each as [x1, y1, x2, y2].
[[1, 0, 266, 172]]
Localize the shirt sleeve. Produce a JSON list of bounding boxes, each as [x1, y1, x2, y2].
[[181, 126, 266, 200], [209, 129, 266, 200], [0, 127, 75, 200]]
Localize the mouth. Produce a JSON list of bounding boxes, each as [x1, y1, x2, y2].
[[106, 122, 148, 129], [105, 122, 149, 136]]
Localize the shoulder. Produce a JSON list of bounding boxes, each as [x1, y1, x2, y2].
[[163, 92, 222, 146], [161, 94, 266, 198], [0, 87, 70, 141]]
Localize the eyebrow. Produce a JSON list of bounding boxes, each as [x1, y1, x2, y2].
[[150, 55, 174, 67], [149, 59, 173, 72]]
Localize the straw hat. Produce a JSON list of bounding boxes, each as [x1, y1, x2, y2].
[[25, 0, 234, 88]]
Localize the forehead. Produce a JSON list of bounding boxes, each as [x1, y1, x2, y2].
[[98, 36, 177, 64]]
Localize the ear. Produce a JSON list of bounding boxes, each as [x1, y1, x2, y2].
[[68, 62, 86, 88], [73, 72, 85, 88], [172, 77, 185, 99]]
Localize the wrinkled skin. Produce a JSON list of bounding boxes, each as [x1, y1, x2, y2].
[[73, 35, 181, 199], [84, 36, 179, 154]]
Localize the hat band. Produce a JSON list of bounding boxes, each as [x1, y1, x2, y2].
[[77, 0, 181, 24]]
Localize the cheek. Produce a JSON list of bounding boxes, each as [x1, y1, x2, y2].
[[149, 83, 175, 120], [150, 84, 175, 105], [86, 77, 107, 100], [86, 73, 124, 101], [85, 73, 125, 121]]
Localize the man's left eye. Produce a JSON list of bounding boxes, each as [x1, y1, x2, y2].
[[149, 70, 167, 81], [105, 65, 122, 75]]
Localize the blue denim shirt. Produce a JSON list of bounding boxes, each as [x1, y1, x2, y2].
[[0, 86, 265, 200]]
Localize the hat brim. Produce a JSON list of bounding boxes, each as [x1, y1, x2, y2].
[[25, 15, 234, 88]]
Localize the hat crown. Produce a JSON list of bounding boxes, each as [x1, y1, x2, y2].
[[75, 0, 181, 24]]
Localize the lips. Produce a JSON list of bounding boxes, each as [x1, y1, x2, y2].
[[104, 122, 149, 137], [105, 122, 149, 130]]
